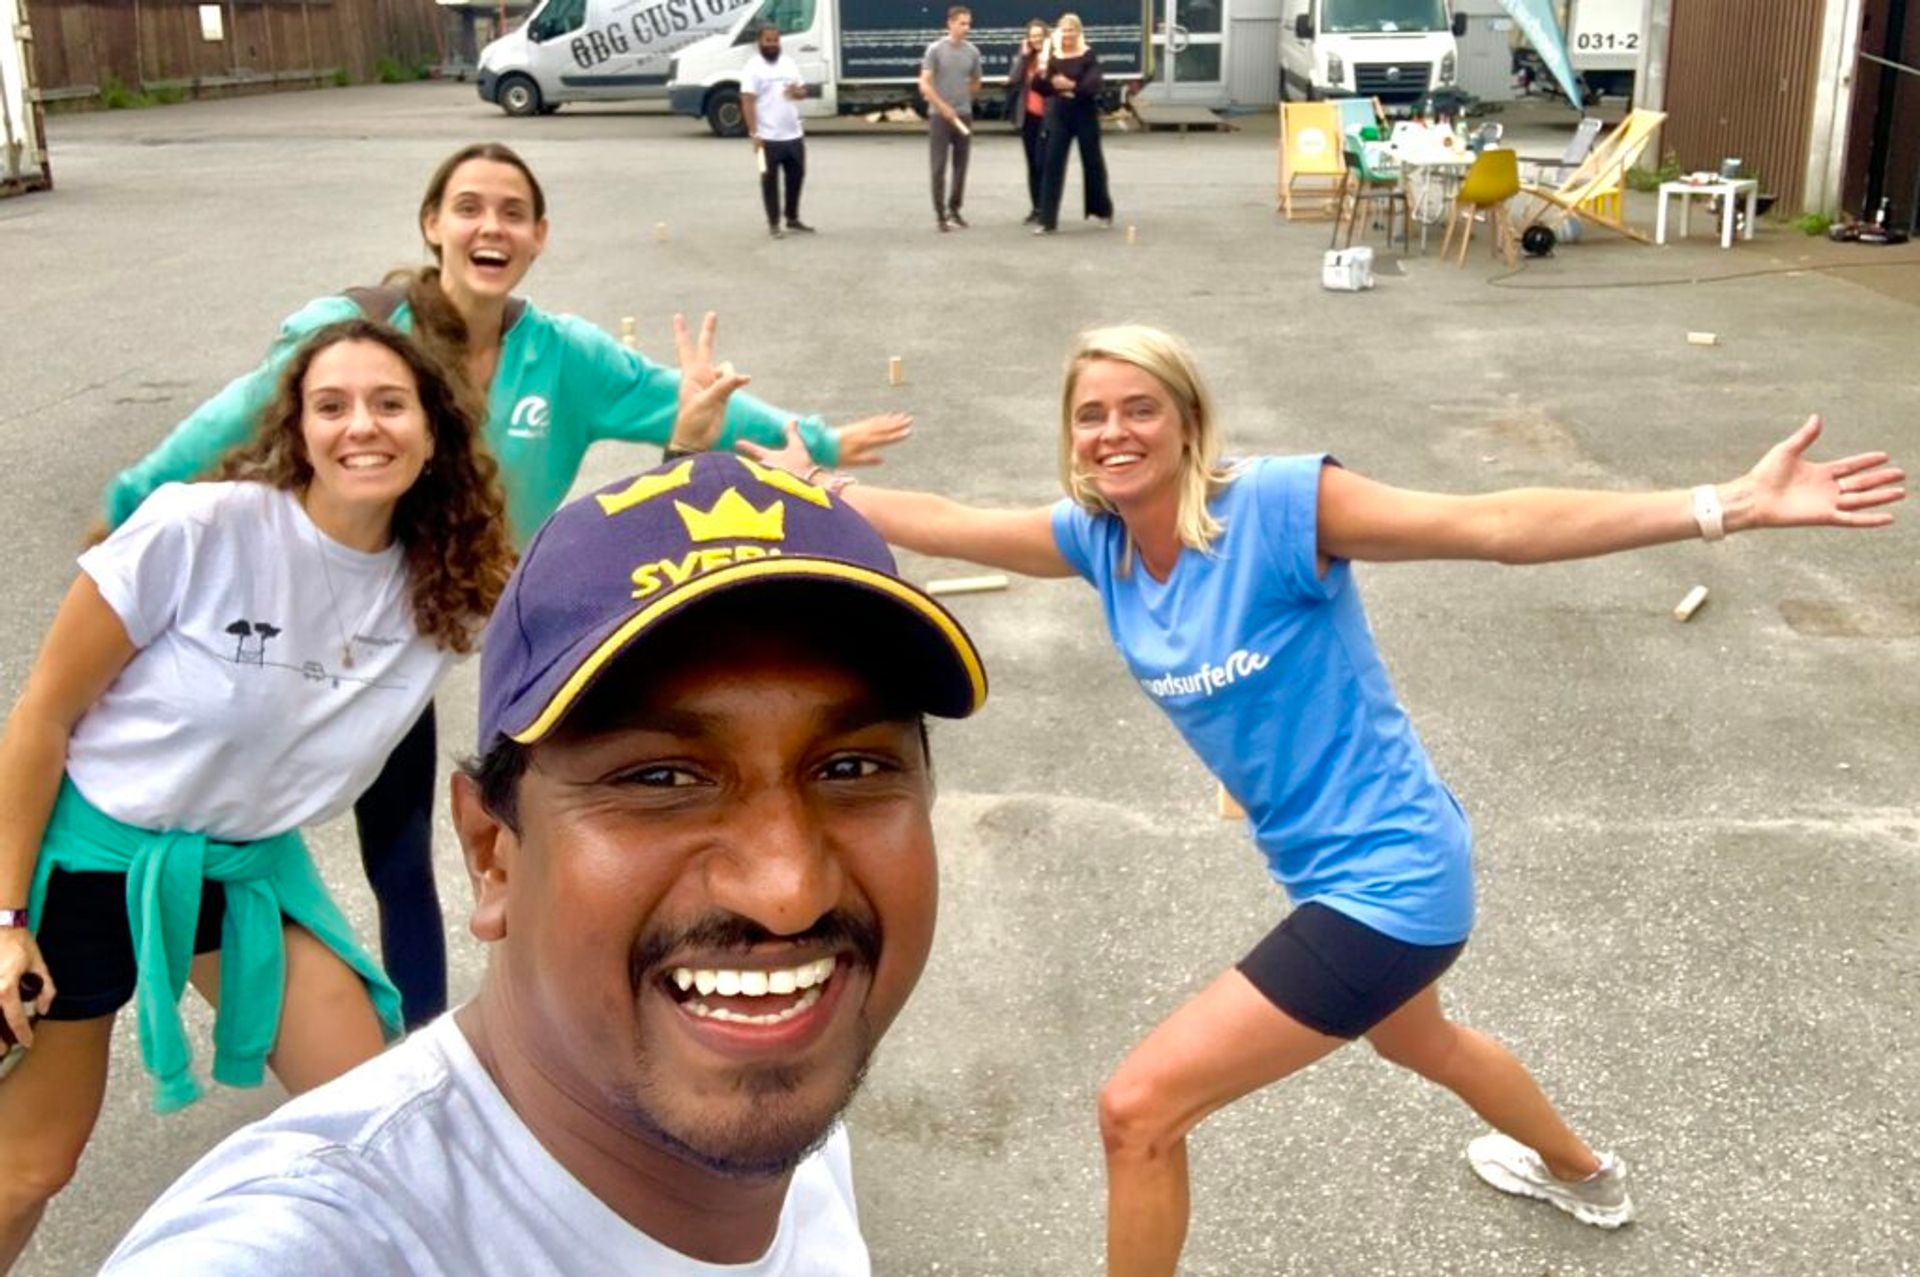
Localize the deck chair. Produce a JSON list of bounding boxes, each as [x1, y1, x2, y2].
[[1332, 95, 1385, 141], [1277, 101, 1346, 220], [1519, 115, 1603, 185], [1517, 108, 1666, 243]]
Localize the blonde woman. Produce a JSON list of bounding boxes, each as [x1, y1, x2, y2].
[[1033, 13, 1114, 234], [742, 325, 1904, 1275]]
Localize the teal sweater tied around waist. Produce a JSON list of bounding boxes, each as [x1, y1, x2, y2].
[[27, 779, 404, 1114]]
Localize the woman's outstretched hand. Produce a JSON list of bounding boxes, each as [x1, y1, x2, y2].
[[1740, 415, 1904, 531], [736, 421, 814, 477], [670, 311, 752, 453], [832, 413, 913, 466]]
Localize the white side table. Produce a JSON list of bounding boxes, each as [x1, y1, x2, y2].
[[1656, 178, 1759, 249]]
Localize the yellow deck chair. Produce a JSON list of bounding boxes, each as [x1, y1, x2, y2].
[[1517, 108, 1666, 243], [1277, 101, 1346, 220]]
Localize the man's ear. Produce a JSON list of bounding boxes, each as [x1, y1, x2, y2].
[[451, 771, 513, 942]]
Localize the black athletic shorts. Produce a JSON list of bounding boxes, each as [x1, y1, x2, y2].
[[1237, 902, 1466, 1040], [33, 869, 227, 1021]]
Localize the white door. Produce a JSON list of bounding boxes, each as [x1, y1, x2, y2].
[[1156, 0, 1228, 104]]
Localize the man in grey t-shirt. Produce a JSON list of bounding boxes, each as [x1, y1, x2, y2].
[[920, 6, 983, 231]]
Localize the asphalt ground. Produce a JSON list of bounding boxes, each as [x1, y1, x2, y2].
[[3, 83, 1917, 1276]]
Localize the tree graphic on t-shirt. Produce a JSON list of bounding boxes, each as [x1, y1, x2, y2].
[[225, 619, 281, 666]]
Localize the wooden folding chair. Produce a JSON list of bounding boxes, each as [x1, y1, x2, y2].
[[1276, 101, 1346, 220], [1517, 108, 1666, 243]]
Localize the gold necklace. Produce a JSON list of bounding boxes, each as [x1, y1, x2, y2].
[[303, 500, 403, 670]]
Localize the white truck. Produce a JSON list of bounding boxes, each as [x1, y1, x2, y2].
[[1564, 0, 1643, 100], [477, 0, 764, 116], [1280, 0, 1466, 110], [668, 0, 1149, 138]]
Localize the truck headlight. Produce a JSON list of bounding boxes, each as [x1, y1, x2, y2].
[[1326, 53, 1345, 87], [1439, 52, 1456, 85]]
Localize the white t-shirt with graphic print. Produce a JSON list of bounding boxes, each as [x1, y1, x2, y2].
[[103, 1015, 870, 1276], [67, 481, 450, 840]]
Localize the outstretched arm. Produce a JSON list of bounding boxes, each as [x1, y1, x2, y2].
[[1320, 416, 1904, 565], [738, 426, 1074, 577]]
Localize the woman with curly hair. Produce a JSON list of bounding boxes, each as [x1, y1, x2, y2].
[[93, 141, 882, 1029], [0, 320, 514, 1267]]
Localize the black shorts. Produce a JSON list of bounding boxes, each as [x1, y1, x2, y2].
[[1237, 902, 1466, 1040], [33, 869, 227, 1021]]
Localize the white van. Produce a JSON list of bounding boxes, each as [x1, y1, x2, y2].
[[477, 0, 763, 116], [1280, 0, 1466, 110]]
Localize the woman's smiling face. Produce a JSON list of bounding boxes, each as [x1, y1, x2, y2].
[[422, 158, 548, 302]]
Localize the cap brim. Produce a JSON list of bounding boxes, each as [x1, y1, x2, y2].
[[502, 557, 988, 745]]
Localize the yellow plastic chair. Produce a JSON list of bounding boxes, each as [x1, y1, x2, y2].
[[1441, 148, 1520, 266]]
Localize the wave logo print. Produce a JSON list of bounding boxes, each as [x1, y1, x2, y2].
[[507, 396, 551, 440], [1139, 649, 1271, 700]]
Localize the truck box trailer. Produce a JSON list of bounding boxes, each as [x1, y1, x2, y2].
[[1, 0, 50, 196]]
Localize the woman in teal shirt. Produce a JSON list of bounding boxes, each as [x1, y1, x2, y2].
[[100, 142, 905, 1031]]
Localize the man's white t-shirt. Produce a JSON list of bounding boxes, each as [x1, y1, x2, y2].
[[68, 482, 450, 839], [103, 1016, 870, 1275], [743, 52, 805, 142]]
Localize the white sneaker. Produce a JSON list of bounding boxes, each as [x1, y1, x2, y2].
[[1467, 1132, 1635, 1228]]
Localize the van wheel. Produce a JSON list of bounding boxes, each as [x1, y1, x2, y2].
[[498, 74, 542, 117], [706, 88, 746, 138]]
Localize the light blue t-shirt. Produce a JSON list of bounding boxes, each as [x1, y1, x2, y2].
[[1051, 454, 1474, 945]]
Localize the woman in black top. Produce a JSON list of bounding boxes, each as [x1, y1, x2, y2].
[[1009, 20, 1052, 225], [1034, 12, 1114, 234]]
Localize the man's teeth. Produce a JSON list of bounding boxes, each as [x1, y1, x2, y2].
[[685, 985, 823, 1025], [671, 956, 837, 1004]]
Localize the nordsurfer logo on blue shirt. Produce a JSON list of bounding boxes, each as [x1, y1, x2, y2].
[[507, 396, 551, 440], [1139, 649, 1271, 699]]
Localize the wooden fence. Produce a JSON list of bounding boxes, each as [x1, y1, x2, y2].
[[28, 0, 449, 103]]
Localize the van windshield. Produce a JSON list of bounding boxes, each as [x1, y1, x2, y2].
[[1321, 0, 1450, 34]]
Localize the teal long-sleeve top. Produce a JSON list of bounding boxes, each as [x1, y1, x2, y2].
[[101, 294, 841, 546], [29, 780, 404, 1114]]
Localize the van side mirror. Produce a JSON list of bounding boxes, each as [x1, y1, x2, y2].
[[1294, 13, 1312, 39], [1451, 12, 1467, 37]]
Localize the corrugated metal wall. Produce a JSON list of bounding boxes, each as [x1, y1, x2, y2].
[[1662, 0, 1823, 213], [27, 0, 444, 101]]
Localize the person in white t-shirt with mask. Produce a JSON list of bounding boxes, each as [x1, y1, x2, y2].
[[103, 451, 990, 1275], [0, 320, 518, 1269], [743, 22, 815, 238]]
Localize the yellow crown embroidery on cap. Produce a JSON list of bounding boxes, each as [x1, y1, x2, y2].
[[596, 460, 695, 517], [737, 456, 832, 508], [677, 488, 787, 543]]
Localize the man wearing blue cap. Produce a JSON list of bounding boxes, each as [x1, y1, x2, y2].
[[104, 452, 987, 1275]]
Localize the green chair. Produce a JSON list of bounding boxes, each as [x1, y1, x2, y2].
[[1333, 135, 1407, 252]]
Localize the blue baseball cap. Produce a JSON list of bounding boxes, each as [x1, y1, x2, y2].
[[478, 452, 988, 749]]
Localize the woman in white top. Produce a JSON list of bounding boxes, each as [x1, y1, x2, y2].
[[0, 319, 519, 1266]]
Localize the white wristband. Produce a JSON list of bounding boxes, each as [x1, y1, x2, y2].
[[1691, 484, 1726, 541]]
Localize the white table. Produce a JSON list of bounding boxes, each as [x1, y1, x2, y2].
[[1656, 178, 1759, 249]]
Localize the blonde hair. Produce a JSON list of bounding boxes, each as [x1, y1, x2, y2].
[[1053, 11, 1086, 53], [1057, 325, 1233, 563]]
